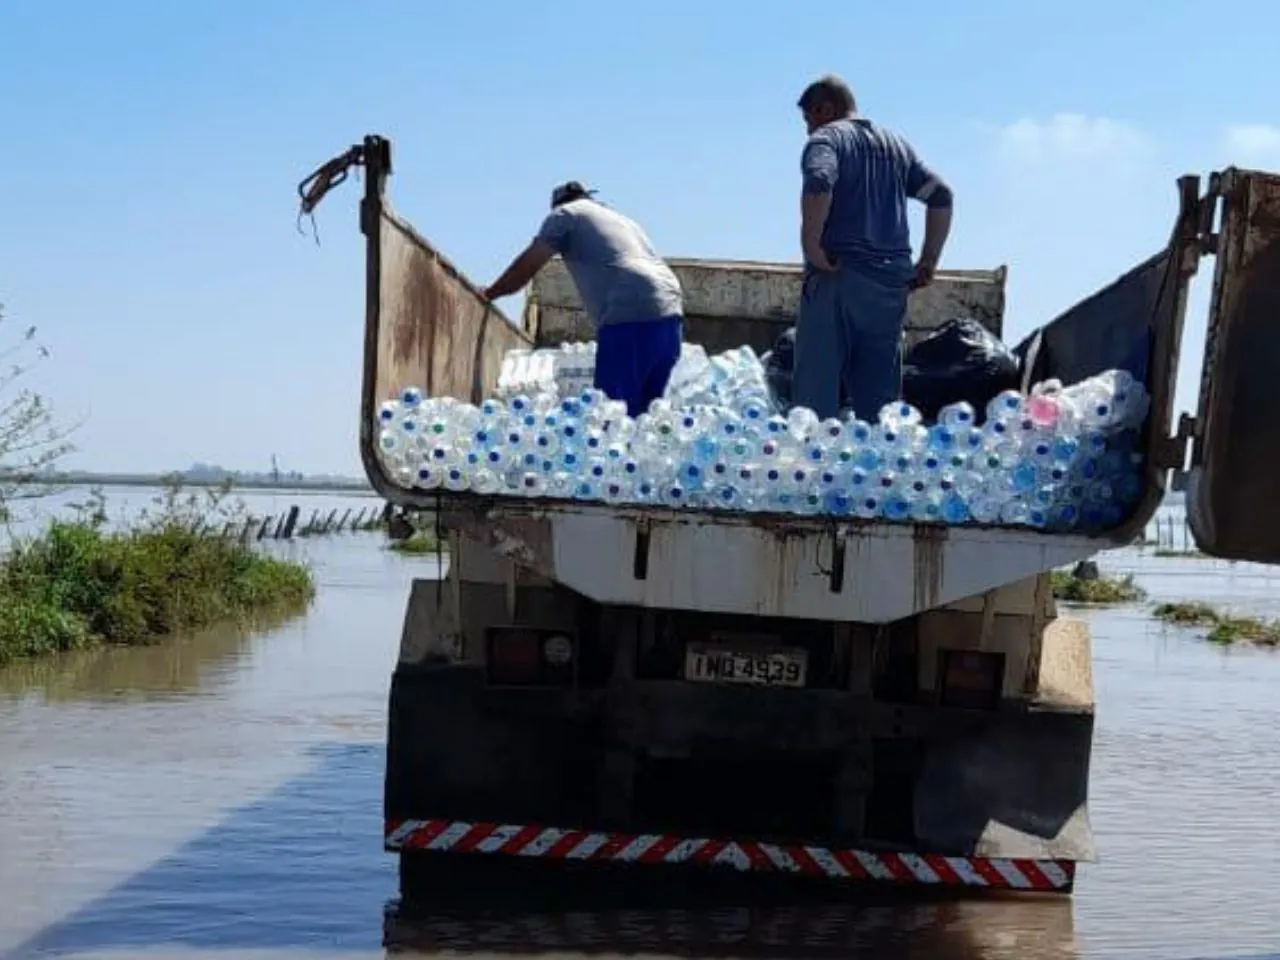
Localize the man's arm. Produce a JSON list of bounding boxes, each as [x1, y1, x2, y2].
[[800, 136, 840, 271], [484, 209, 572, 300], [483, 240, 555, 300], [902, 143, 954, 289]]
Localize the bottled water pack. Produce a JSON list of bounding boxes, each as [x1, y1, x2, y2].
[[376, 342, 1150, 532]]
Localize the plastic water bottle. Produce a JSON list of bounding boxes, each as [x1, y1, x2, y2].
[[375, 347, 1151, 535]]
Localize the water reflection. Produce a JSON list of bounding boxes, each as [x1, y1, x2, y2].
[[0, 609, 303, 703], [6, 515, 1280, 959], [4, 743, 389, 958], [385, 889, 1077, 960], [2, 739, 1082, 960]]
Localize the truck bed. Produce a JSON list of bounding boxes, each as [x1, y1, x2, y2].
[[438, 494, 1100, 622], [339, 135, 1204, 617]]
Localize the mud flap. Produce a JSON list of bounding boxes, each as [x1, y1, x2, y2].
[[913, 708, 1095, 861]]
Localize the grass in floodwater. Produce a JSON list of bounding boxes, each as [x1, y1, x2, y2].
[[1153, 601, 1280, 647], [387, 532, 445, 556], [0, 485, 315, 665], [1051, 569, 1147, 604]]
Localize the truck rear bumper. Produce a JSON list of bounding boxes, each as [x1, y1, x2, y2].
[[386, 817, 1075, 892]]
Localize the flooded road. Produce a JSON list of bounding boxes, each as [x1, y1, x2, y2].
[[2, 492, 1280, 959]]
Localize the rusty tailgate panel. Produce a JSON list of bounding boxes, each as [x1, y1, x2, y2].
[[372, 215, 531, 405], [1188, 169, 1280, 563], [358, 139, 533, 502]]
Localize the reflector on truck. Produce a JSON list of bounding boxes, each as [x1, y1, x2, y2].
[[384, 817, 1075, 891]]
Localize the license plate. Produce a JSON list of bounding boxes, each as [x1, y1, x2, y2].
[[683, 643, 807, 688]]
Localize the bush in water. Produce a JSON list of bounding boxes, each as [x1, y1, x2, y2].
[[0, 485, 315, 664]]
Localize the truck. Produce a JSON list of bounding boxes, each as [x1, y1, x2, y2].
[[301, 135, 1280, 898]]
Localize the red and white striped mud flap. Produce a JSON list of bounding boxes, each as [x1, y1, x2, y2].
[[385, 818, 1075, 892]]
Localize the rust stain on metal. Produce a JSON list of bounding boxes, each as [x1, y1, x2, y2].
[[375, 213, 530, 407], [483, 516, 555, 573], [912, 525, 947, 613], [439, 506, 555, 574]]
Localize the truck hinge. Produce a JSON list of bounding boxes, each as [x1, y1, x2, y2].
[[1152, 414, 1197, 470]]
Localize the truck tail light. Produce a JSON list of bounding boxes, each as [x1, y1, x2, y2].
[[938, 650, 1005, 710], [486, 628, 575, 687]]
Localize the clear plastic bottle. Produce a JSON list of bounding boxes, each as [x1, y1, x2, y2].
[[986, 390, 1024, 422], [709, 483, 744, 511], [882, 491, 912, 522], [910, 492, 944, 523], [852, 492, 882, 520], [572, 477, 599, 500], [940, 491, 970, 524], [677, 460, 707, 492], [938, 401, 977, 430], [787, 406, 820, 441], [999, 497, 1030, 526], [815, 418, 845, 444], [823, 490, 854, 516], [880, 400, 923, 429], [967, 493, 1002, 524], [601, 477, 632, 504], [659, 482, 688, 509]]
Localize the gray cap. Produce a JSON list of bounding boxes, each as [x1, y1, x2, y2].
[[550, 181, 597, 208]]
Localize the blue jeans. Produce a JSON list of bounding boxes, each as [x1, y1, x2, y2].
[[594, 317, 683, 417], [792, 262, 910, 421]]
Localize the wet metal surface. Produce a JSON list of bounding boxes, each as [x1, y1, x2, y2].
[[2, 492, 1280, 959]]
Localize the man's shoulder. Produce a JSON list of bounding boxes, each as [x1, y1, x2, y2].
[[812, 117, 910, 148]]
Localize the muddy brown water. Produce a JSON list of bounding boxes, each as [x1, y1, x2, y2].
[[1, 491, 1279, 959]]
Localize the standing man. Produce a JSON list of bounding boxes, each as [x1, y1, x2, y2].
[[791, 74, 954, 421], [483, 182, 685, 417]]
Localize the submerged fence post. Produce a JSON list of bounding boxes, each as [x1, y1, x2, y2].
[[281, 505, 301, 540]]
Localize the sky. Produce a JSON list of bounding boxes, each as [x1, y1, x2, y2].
[[1, 1, 1277, 476]]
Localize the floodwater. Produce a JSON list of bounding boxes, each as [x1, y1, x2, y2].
[[2, 490, 1280, 960]]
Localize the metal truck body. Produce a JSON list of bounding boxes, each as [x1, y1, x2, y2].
[[301, 136, 1280, 897]]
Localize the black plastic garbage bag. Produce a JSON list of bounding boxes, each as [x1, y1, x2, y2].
[[763, 327, 796, 409], [902, 317, 1020, 422]]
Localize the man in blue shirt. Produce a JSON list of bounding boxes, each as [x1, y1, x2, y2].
[[792, 75, 954, 421], [483, 182, 685, 417]]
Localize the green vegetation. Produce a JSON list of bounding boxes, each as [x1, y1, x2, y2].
[[1050, 569, 1147, 604], [1153, 601, 1280, 646], [388, 531, 445, 555], [386, 510, 446, 555], [0, 486, 315, 665]]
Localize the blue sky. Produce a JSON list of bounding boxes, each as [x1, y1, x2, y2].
[[1, 1, 1277, 475]]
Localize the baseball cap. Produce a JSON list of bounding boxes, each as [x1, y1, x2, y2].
[[550, 181, 597, 208]]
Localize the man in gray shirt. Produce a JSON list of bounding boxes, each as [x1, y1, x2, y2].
[[484, 182, 685, 417], [793, 74, 954, 421]]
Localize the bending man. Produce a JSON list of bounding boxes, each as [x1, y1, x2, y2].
[[792, 74, 954, 420], [484, 182, 685, 417]]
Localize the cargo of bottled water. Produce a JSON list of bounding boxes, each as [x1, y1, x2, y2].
[[375, 341, 1150, 533]]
